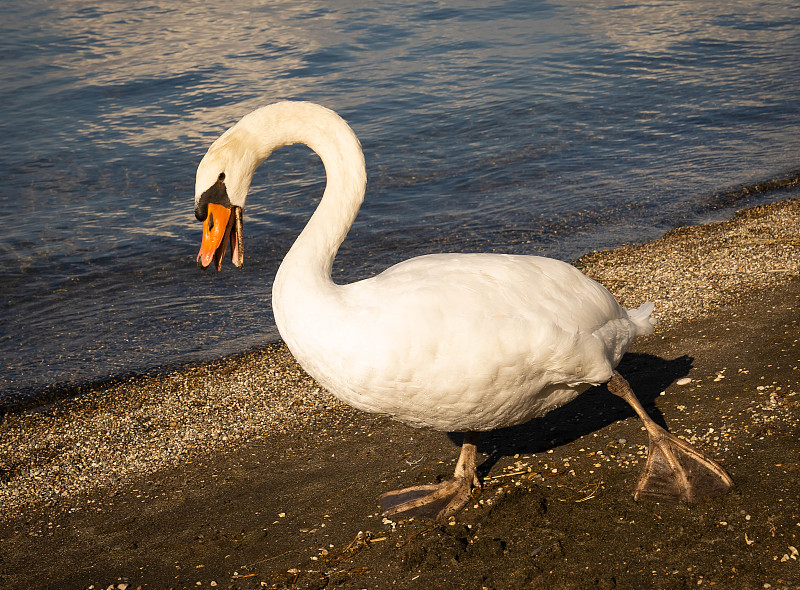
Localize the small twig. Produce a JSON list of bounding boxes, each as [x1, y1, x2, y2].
[[395, 526, 435, 548], [484, 469, 532, 480], [575, 483, 602, 503], [249, 549, 294, 565], [557, 481, 604, 502], [325, 531, 373, 565]]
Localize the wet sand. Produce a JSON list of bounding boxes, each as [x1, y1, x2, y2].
[[1, 198, 798, 589]]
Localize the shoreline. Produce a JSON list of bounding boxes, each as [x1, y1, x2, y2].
[[1, 198, 798, 517], [2, 194, 797, 415], [1, 197, 799, 588]]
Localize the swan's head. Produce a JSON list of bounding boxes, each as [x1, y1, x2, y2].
[[193, 101, 363, 270], [194, 121, 263, 270]]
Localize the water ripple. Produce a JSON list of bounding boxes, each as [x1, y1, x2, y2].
[[1, 0, 798, 402]]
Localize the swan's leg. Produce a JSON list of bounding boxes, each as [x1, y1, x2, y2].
[[607, 371, 733, 503], [380, 432, 481, 520]]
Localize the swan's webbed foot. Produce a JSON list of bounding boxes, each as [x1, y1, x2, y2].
[[380, 432, 480, 521], [608, 371, 734, 503], [633, 423, 734, 502], [379, 477, 478, 520]]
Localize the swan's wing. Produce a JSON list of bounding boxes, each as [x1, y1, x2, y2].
[[340, 253, 633, 387]]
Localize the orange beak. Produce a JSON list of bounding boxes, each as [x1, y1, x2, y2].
[[197, 203, 234, 270]]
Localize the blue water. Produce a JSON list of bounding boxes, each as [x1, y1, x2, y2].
[[2, 0, 799, 406]]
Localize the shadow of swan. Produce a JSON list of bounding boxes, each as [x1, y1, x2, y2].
[[445, 353, 693, 476]]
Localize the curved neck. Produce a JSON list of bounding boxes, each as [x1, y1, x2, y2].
[[253, 103, 366, 283]]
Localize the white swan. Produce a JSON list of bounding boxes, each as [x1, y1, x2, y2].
[[194, 101, 732, 519]]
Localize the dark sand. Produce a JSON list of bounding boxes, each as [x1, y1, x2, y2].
[[1, 199, 799, 589]]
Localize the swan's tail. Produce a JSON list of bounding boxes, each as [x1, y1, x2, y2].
[[627, 301, 657, 336]]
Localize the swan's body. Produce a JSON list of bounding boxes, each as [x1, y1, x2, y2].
[[277, 251, 653, 432], [194, 101, 732, 518]]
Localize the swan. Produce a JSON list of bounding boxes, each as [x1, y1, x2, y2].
[[194, 101, 733, 519]]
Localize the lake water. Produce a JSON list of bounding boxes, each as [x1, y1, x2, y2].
[[2, 0, 799, 407]]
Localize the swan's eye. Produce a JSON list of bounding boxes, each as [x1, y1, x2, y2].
[[218, 172, 225, 181]]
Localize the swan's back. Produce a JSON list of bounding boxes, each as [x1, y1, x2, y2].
[[275, 252, 653, 431]]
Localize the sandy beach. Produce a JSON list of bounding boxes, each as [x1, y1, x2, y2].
[[1, 197, 799, 589]]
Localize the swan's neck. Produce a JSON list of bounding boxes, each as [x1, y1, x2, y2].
[[254, 103, 366, 284]]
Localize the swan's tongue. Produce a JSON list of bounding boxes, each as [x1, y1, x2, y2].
[[197, 203, 232, 270]]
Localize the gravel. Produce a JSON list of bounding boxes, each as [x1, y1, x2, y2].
[[577, 198, 800, 328]]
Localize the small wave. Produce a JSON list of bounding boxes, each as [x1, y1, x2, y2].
[[705, 168, 800, 210]]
